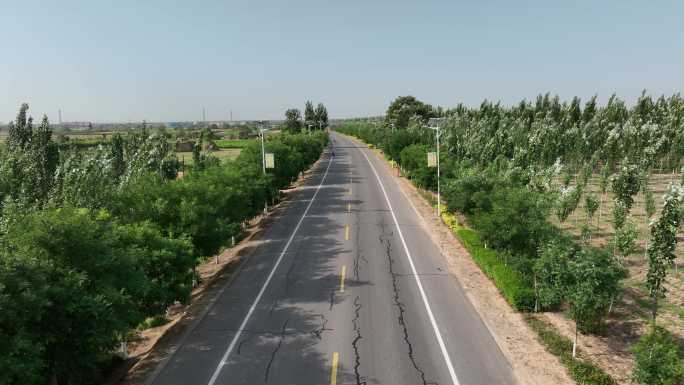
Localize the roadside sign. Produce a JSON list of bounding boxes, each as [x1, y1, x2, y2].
[[427, 152, 437, 167], [265, 153, 275, 169]]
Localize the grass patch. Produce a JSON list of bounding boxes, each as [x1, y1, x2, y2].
[[214, 139, 254, 149], [524, 314, 617, 385], [138, 315, 169, 330], [176, 149, 241, 165], [455, 227, 535, 311]]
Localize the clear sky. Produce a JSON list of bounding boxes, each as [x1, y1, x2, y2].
[[2, 0, 683, 123]]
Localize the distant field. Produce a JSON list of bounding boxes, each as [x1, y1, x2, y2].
[[214, 139, 254, 149], [176, 148, 241, 165]]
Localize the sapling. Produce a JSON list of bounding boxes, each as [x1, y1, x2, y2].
[[584, 194, 599, 237], [646, 184, 683, 323]]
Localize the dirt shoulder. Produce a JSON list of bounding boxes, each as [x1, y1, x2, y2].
[[103, 157, 325, 385], [344, 134, 574, 385]]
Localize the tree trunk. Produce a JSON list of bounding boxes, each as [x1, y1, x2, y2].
[[534, 273, 539, 313], [608, 296, 614, 314], [597, 192, 604, 232], [572, 323, 578, 358]]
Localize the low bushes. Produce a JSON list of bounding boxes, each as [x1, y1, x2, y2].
[[632, 326, 683, 385], [525, 315, 616, 385], [456, 228, 535, 311]]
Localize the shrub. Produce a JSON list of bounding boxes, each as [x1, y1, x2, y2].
[[470, 186, 553, 255], [442, 171, 496, 215], [525, 315, 617, 385], [534, 238, 576, 310], [632, 326, 683, 385], [399, 144, 436, 190], [456, 229, 535, 311]]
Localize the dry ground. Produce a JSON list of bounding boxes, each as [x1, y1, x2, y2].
[[546, 172, 683, 383]]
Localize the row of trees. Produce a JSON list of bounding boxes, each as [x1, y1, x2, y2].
[[0, 104, 329, 385], [337, 92, 683, 385], [284, 101, 328, 133]]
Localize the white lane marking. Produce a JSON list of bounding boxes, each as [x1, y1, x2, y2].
[[356, 143, 462, 385], [206, 155, 334, 385]]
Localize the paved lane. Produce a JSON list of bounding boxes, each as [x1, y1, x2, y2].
[[146, 132, 517, 385]]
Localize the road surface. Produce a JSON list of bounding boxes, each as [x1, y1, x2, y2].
[[146, 132, 517, 385]]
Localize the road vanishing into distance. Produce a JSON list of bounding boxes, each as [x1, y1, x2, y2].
[[147, 133, 517, 385]]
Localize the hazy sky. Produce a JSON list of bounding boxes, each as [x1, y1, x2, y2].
[[2, 0, 683, 123]]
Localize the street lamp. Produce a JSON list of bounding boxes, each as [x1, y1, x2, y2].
[[428, 118, 445, 216], [259, 122, 268, 174]]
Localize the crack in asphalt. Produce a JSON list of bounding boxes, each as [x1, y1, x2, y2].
[[352, 295, 367, 385], [237, 332, 257, 355], [329, 289, 335, 311], [284, 258, 298, 294], [379, 218, 437, 385], [268, 296, 280, 316], [310, 313, 333, 340], [264, 318, 289, 385]]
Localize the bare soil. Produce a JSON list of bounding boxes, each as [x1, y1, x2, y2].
[[549, 173, 684, 384]]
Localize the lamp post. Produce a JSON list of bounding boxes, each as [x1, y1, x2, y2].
[[428, 118, 444, 216], [259, 122, 267, 174]]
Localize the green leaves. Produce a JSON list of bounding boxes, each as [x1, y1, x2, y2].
[[284, 108, 302, 133], [611, 163, 641, 210], [632, 326, 683, 385], [0, 125, 328, 384], [567, 247, 625, 333], [646, 184, 684, 321]]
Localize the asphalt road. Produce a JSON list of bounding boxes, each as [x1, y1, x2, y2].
[[146, 132, 518, 385]]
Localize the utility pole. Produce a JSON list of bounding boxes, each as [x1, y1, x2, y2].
[[58, 109, 63, 126], [202, 107, 206, 123]]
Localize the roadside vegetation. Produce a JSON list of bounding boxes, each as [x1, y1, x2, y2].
[[0, 103, 328, 385], [337, 93, 684, 385]]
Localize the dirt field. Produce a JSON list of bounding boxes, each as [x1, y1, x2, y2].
[[542, 172, 683, 383]]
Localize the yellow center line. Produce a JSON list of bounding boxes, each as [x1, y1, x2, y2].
[[330, 352, 339, 385], [340, 265, 346, 293], [344, 224, 349, 240], [347, 186, 352, 195]]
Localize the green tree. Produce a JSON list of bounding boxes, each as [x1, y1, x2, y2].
[[284, 108, 302, 133], [646, 185, 683, 322], [110, 133, 126, 182], [534, 239, 575, 311], [567, 247, 624, 356], [304, 100, 315, 128], [7, 103, 32, 151], [471, 186, 552, 255], [314, 103, 328, 129], [384, 95, 433, 129], [1, 208, 148, 384], [611, 163, 641, 210], [632, 326, 683, 385], [614, 217, 638, 260]]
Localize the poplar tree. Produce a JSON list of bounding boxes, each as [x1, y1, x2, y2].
[[646, 185, 683, 323], [304, 101, 315, 129]]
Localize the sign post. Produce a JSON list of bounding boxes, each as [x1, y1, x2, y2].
[[265, 153, 275, 169]]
